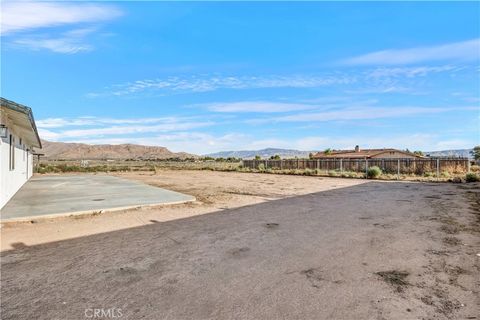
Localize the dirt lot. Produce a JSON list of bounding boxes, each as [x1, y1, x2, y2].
[[1, 170, 479, 319], [0, 171, 367, 250]]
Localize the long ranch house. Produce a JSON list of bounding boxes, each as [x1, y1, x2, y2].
[[0, 98, 42, 209], [312, 145, 424, 159]]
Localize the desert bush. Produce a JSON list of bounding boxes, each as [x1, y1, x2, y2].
[[465, 172, 480, 183], [423, 171, 435, 177], [257, 163, 265, 171], [367, 166, 382, 179], [328, 170, 339, 177], [37, 165, 54, 174], [109, 166, 130, 172], [450, 177, 464, 183], [304, 168, 314, 176], [56, 164, 77, 172], [471, 165, 480, 173], [440, 171, 450, 178]]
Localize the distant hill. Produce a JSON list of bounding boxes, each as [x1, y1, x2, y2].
[[425, 149, 473, 158], [206, 148, 314, 159], [39, 140, 196, 160]]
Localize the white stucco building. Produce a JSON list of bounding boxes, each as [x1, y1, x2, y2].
[[0, 98, 42, 209]]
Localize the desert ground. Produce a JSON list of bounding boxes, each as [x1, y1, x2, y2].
[[1, 170, 479, 320]]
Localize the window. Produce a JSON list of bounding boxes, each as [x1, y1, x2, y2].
[[9, 134, 15, 170]]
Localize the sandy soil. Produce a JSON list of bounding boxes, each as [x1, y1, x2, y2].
[[1, 170, 479, 320]]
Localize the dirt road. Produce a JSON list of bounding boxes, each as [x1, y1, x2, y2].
[[1, 171, 479, 319], [0, 171, 366, 250]]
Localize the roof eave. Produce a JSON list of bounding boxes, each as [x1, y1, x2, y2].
[[1, 97, 42, 149]]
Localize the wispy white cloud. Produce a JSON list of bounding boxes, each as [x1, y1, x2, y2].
[[366, 65, 460, 78], [56, 122, 213, 139], [450, 92, 480, 103], [342, 39, 480, 65], [433, 139, 476, 150], [344, 65, 463, 95], [37, 103, 477, 153], [251, 105, 476, 123], [1, 2, 121, 35], [13, 28, 98, 53], [89, 74, 355, 97], [14, 38, 90, 54], [37, 117, 97, 128], [203, 101, 316, 113], [202, 99, 381, 114], [2, 3, 121, 53], [36, 116, 191, 128], [88, 63, 467, 97], [37, 128, 61, 141], [345, 86, 415, 95], [37, 116, 214, 141]]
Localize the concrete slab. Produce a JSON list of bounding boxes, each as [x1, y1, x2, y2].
[[0, 175, 195, 222]]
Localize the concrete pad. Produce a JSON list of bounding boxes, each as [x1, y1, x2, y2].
[[0, 175, 195, 222]]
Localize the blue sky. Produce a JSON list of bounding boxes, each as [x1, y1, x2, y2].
[[1, 1, 479, 154]]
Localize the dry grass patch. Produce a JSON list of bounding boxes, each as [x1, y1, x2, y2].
[[442, 236, 461, 246], [376, 270, 410, 292]]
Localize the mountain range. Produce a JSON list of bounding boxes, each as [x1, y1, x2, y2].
[[207, 148, 315, 159], [39, 140, 195, 160], [424, 149, 473, 158]]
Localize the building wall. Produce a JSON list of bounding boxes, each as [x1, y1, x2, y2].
[[0, 118, 34, 209]]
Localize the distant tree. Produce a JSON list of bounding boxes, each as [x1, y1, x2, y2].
[[309, 152, 314, 159], [471, 146, 480, 160], [270, 154, 281, 160], [413, 150, 424, 156], [324, 148, 332, 155], [254, 155, 261, 160]]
